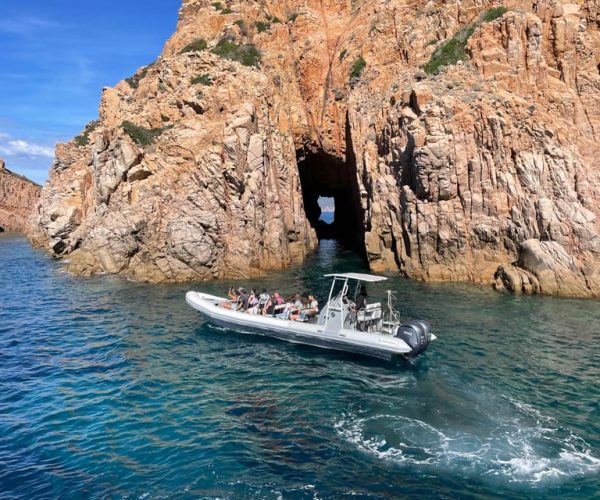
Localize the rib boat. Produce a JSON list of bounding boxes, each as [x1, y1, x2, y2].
[[186, 272, 436, 361]]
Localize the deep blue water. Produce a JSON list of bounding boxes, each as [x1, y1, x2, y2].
[[1, 233, 599, 499]]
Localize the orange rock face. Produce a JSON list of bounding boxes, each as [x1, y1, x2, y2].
[[0, 159, 40, 232], [29, 0, 600, 296]]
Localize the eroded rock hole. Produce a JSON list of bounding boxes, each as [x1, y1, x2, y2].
[[297, 149, 366, 257]]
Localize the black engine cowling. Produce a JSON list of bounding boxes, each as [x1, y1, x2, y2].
[[395, 319, 432, 356]]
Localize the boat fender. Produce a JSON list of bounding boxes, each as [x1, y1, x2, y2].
[[394, 319, 432, 356]]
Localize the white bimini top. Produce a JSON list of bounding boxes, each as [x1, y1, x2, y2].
[[324, 273, 388, 282]]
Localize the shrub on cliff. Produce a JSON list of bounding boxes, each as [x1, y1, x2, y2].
[[74, 120, 99, 147], [424, 6, 509, 74], [265, 14, 281, 24], [255, 21, 271, 33], [481, 6, 508, 22], [350, 56, 366, 79], [191, 74, 213, 86], [122, 121, 172, 146], [211, 38, 261, 67], [179, 38, 208, 55], [423, 25, 474, 74], [125, 64, 153, 89]]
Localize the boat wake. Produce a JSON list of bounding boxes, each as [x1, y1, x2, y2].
[[334, 397, 599, 486]]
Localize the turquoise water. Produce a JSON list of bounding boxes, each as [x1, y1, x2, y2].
[[1, 233, 599, 499]]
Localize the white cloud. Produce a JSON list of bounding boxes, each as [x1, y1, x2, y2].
[[0, 135, 55, 158], [0, 16, 57, 36]]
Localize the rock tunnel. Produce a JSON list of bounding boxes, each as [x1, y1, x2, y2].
[[296, 147, 366, 258]]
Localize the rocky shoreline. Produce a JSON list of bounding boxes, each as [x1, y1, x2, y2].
[[0, 159, 40, 233], [27, 0, 600, 297]]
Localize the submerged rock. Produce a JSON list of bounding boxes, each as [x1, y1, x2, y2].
[[28, 1, 600, 296]]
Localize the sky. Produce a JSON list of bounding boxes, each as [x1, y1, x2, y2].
[[0, 0, 180, 185]]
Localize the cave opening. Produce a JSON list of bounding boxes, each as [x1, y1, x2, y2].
[[317, 196, 335, 224], [297, 148, 366, 258]]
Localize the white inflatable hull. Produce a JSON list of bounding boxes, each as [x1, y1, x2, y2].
[[185, 291, 425, 360]]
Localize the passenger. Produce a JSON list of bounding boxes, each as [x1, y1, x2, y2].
[[302, 294, 319, 321], [222, 286, 239, 309], [276, 295, 298, 320], [246, 288, 260, 314], [289, 294, 304, 319], [258, 288, 270, 315], [291, 294, 319, 321], [355, 285, 367, 311], [268, 291, 285, 316], [236, 288, 249, 312]]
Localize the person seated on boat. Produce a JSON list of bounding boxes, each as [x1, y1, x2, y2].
[[245, 288, 260, 314], [275, 298, 292, 319], [355, 285, 367, 311], [292, 294, 304, 314], [275, 294, 303, 320], [221, 286, 240, 309], [235, 288, 249, 312], [291, 294, 319, 322], [350, 285, 368, 330], [288, 294, 308, 321], [258, 288, 270, 315], [267, 291, 285, 315]]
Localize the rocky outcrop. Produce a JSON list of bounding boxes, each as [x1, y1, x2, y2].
[[0, 159, 41, 232], [29, 0, 600, 296], [28, 54, 317, 281]]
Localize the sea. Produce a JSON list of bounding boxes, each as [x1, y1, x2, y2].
[[1, 232, 599, 499]]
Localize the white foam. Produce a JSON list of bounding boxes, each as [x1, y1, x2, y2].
[[334, 400, 600, 486]]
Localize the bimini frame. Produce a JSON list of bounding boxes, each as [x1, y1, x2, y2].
[[322, 273, 388, 329]]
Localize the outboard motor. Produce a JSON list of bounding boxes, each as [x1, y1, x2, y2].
[[395, 319, 432, 356]]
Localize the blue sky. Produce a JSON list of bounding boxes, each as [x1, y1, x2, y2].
[[0, 0, 180, 184]]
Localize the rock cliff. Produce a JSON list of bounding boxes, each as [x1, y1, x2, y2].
[[0, 159, 41, 232], [29, 0, 600, 296]]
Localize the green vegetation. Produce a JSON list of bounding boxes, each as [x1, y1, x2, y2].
[[74, 120, 99, 147], [211, 38, 261, 67], [255, 21, 270, 33], [221, 7, 233, 14], [234, 19, 245, 28], [481, 6, 508, 22], [125, 64, 153, 89], [288, 12, 300, 23], [191, 73, 213, 86], [339, 49, 347, 61], [212, 2, 223, 10], [179, 38, 207, 54], [121, 121, 172, 146], [266, 14, 281, 23], [424, 6, 509, 75], [423, 25, 474, 75], [350, 56, 366, 79]]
